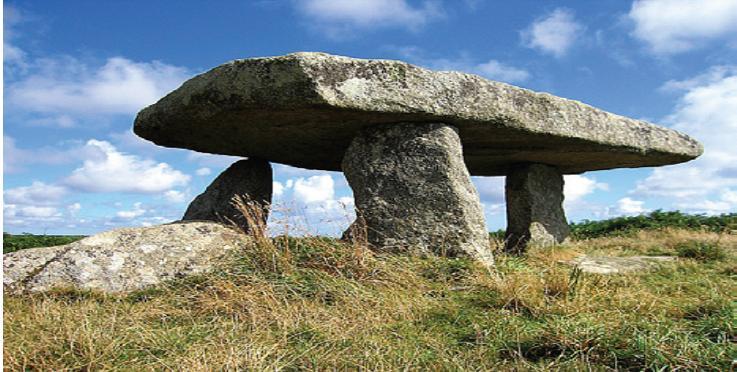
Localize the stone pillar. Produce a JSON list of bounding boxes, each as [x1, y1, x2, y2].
[[342, 123, 493, 266], [182, 158, 272, 233], [504, 163, 569, 253]]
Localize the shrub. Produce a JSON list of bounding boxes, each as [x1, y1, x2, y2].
[[675, 241, 726, 261]]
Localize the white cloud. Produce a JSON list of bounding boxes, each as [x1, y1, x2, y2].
[[67, 203, 82, 215], [273, 181, 285, 197], [8, 56, 190, 116], [195, 167, 212, 176], [16, 206, 61, 218], [27, 114, 76, 128], [616, 197, 647, 215], [472, 176, 505, 204], [474, 60, 531, 83], [633, 66, 737, 214], [628, 0, 737, 55], [522, 8, 584, 58], [564, 175, 609, 203], [3, 136, 104, 173], [186, 152, 241, 168], [3, 5, 27, 69], [4, 181, 67, 206], [293, 175, 335, 204], [63, 140, 190, 193], [115, 202, 147, 219], [163, 190, 186, 203], [391, 47, 531, 84], [295, 0, 443, 35]]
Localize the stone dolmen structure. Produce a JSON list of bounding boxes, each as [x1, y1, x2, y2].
[[134, 52, 702, 263]]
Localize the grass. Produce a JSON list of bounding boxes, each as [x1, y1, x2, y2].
[[4, 226, 736, 370]]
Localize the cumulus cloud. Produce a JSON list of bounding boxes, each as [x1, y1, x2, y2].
[[295, 0, 443, 36], [163, 190, 187, 203], [472, 176, 505, 204], [628, 0, 737, 55], [4, 182, 68, 227], [4, 181, 67, 206], [3, 5, 27, 68], [3, 136, 96, 173], [390, 47, 531, 84], [616, 197, 647, 215], [564, 175, 609, 204], [293, 175, 335, 204], [474, 60, 531, 83], [632, 66, 737, 214], [522, 8, 584, 58], [7, 56, 190, 117], [273, 181, 285, 197], [115, 202, 147, 220], [63, 140, 190, 193]]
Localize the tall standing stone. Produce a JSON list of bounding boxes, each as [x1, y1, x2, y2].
[[342, 123, 493, 266], [505, 163, 570, 253], [182, 158, 272, 233]]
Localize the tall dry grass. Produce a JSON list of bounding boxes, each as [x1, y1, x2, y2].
[[3, 201, 736, 370]]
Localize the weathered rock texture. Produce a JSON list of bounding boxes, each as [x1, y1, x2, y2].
[[182, 158, 272, 232], [505, 164, 570, 252], [342, 123, 493, 266], [134, 52, 702, 176], [3, 222, 247, 294], [565, 255, 677, 274]]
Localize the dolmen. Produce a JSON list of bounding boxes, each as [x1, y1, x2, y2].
[[134, 52, 702, 264]]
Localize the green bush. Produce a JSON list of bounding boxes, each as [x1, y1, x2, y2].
[[3, 233, 86, 254], [569, 210, 736, 239], [675, 241, 726, 261]]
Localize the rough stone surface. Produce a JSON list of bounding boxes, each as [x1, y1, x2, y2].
[[505, 164, 570, 252], [342, 123, 493, 266], [3, 222, 248, 294], [565, 255, 677, 274], [134, 52, 702, 176], [182, 158, 272, 231]]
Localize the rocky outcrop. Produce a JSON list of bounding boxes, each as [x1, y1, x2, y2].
[[3, 222, 248, 294], [505, 164, 569, 253], [342, 123, 493, 266], [564, 255, 677, 274], [182, 158, 272, 233]]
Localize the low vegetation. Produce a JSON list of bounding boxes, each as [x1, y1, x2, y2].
[[3, 212, 736, 370], [569, 210, 737, 239], [3, 232, 86, 254]]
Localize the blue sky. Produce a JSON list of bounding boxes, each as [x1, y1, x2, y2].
[[3, 0, 737, 235]]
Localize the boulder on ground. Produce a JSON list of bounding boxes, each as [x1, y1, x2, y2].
[[3, 222, 248, 294], [182, 158, 272, 233], [564, 255, 677, 274]]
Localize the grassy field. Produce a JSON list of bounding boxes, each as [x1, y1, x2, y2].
[[3, 221, 736, 369]]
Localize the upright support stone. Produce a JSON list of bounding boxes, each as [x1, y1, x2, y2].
[[182, 158, 272, 233], [342, 123, 493, 266], [504, 163, 570, 253]]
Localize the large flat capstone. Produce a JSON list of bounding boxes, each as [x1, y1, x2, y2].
[[134, 52, 702, 176]]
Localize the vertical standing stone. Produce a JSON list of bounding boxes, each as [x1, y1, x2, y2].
[[182, 158, 272, 233], [342, 123, 493, 266], [504, 163, 570, 253]]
